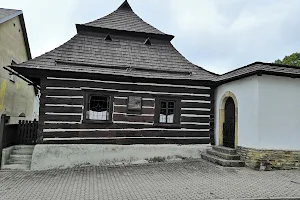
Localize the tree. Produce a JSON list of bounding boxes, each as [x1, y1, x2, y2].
[[274, 52, 300, 67]]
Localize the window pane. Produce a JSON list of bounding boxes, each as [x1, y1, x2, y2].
[[161, 101, 166, 108], [159, 108, 166, 123], [167, 109, 174, 123], [87, 96, 109, 121], [158, 100, 177, 124], [168, 101, 175, 108]]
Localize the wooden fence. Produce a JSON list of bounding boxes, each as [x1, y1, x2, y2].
[[17, 119, 38, 145]]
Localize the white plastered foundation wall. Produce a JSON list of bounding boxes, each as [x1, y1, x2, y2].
[[31, 144, 210, 171]]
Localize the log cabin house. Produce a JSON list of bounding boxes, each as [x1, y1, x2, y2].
[[5, 1, 300, 171], [11, 1, 218, 145]]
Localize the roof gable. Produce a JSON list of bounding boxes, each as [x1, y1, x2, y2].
[[0, 8, 31, 60]]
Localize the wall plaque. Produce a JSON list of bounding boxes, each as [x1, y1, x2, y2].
[[128, 96, 142, 111]]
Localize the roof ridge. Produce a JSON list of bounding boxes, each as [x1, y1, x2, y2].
[[118, 0, 132, 11], [81, 1, 167, 36]]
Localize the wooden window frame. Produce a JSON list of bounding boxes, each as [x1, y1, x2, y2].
[[83, 91, 114, 124], [154, 97, 181, 127]]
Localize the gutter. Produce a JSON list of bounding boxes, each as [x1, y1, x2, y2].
[[3, 66, 40, 90]]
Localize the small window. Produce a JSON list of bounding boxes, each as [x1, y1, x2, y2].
[[105, 34, 112, 41], [9, 74, 15, 82], [84, 94, 113, 122], [155, 98, 181, 125], [144, 38, 151, 46], [159, 100, 175, 123], [10, 60, 17, 83]]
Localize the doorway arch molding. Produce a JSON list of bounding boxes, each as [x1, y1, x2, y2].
[[219, 91, 238, 148]]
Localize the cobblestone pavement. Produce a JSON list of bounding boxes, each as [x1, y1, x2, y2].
[[1, 160, 300, 200]]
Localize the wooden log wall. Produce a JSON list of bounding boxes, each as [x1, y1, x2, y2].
[[40, 76, 214, 144]]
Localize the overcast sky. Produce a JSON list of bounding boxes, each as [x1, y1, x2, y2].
[[2, 0, 300, 74]]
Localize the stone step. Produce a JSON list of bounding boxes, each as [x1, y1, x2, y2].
[[207, 149, 240, 160], [1, 163, 30, 170], [201, 153, 245, 167], [212, 146, 237, 155], [8, 159, 31, 165], [11, 148, 34, 155], [13, 145, 35, 150], [10, 155, 32, 162]]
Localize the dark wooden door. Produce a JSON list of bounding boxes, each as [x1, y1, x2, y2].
[[223, 97, 235, 148]]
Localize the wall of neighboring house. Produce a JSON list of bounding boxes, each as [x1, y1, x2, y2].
[[215, 75, 259, 148], [0, 15, 37, 124]]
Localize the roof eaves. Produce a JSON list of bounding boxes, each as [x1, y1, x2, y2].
[[76, 24, 175, 41], [0, 9, 22, 24], [19, 14, 32, 59]]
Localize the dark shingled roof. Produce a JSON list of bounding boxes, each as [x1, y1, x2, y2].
[[83, 1, 166, 35], [12, 1, 217, 81], [0, 8, 21, 23], [217, 62, 300, 83], [13, 32, 217, 80]]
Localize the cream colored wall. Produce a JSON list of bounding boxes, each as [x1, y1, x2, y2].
[[0, 16, 36, 124]]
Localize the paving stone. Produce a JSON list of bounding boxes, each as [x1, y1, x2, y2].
[[0, 160, 300, 200]]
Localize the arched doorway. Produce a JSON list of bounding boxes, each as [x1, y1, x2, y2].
[[223, 97, 235, 148], [219, 91, 238, 149]]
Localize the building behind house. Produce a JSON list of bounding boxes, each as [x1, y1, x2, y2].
[[0, 8, 39, 123]]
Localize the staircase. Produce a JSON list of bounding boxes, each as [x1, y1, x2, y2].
[[2, 145, 34, 170], [201, 146, 245, 167]]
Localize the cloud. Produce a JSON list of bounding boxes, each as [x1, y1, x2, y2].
[[169, 0, 300, 73], [2, 0, 300, 74]]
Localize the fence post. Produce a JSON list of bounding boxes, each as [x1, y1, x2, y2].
[[0, 114, 6, 167]]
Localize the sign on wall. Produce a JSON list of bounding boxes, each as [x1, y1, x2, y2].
[[128, 96, 142, 112]]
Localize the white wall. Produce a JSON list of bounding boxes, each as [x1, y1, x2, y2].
[[258, 75, 300, 150], [31, 144, 210, 170], [215, 75, 259, 148]]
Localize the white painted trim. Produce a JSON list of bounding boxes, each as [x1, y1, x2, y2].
[[46, 96, 83, 99], [143, 98, 155, 101], [113, 105, 127, 107], [114, 97, 128, 99], [45, 104, 83, 108], [142, 106, 154, 109], [181, 100, 210, 103], [113, 112, 154, 117], [43, 137, 210, 141], [47, 77, 211, 90], [43, 128, 209, 132], [181, 108, 210, 111], [45, 113, 82, 116], [181, 122, 210, 125], [46, 87, 210, 97], [47, 87, 80, 90], [45, 121, 81, 124], [181, 114, 210, 118], [112, 121, 154, 125]]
